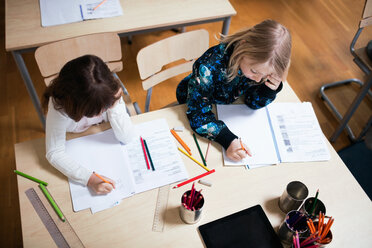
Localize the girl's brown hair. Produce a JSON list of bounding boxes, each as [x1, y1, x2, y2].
[[43, 55, 120, 122], [221, 19, 292, 82]]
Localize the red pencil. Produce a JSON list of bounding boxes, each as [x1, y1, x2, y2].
[[140, 137, 150, 170], [173, 169, 215, 188]]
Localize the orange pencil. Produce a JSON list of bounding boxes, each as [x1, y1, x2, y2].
[[170, 129, 191, 155], [321, 218, 334, 240], [93, 172, 115, 189], [307, 221, 315, 234], [93, 0, 107, 11], [309, 219, 316, 233]]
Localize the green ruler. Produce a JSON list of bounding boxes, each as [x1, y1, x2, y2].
[[152, 185, 170, 232], [25, 188, 84, 248]]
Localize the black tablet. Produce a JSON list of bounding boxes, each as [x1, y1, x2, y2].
[[198, 204, 283, 248]]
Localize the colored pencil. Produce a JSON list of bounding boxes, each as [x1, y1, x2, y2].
[[178, 147, 210, 172], [205, 141, 211, 162], [170, 129, 191, 155], [140, 137, 151, 170], [93, 0, 107, 11], [14, 170, 48, 186], [94, 172, 115, 189], [193, 133, 207, 167], [39, 184, 65, 222], [143, 139, 155, 171], [309, 189, 319, 215], [173, 169, 215, 188]]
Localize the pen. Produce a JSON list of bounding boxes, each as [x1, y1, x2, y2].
[[193, 133, 207, 167], [39, 184, 65, 222], [14, 170, 48, 186], [173, 169, 215, 189], [178, 147, 210, 172], [170, 129, 191, 155], [93, 0, 107, 11], [140, 137, 151, 170], [93, 172, 115, 189], [143, 139, 155, 171]]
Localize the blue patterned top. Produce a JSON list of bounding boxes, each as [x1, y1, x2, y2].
[[176, 43, 282, 149]]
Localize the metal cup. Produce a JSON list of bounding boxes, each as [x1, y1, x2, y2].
[[179, 190, 204, 224], [279, 181, 309, 213], [278, 210, 308, 245], [301, 197, 326, 218]]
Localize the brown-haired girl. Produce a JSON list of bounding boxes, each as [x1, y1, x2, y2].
[[44, 55, 137, 194], [176, 19, 291, 162]]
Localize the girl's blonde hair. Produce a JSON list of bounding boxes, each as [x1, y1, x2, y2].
[[221, 19, 292, 82]]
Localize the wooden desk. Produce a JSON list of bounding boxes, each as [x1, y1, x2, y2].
[[5, 0, 237, 127], [15, 84, 372, 247]]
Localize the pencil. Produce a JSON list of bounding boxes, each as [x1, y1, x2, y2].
[[205, 141, 211, 162], [309, 189, 319, 215], [173, 169, 215, 188], [14, 170, 48, 186], [143, 139, 155, 171], [93, 172, 115, 189], [178, 147, 210, 172], [39, 184, 65, 222], [193, 133, 207, 167], [170, 129, 191, 155], [93, 0, 107, 11], [140, 137, 151, 170]]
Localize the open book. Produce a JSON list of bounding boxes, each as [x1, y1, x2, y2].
[[39, 0, 123, 27], [217, 102, 330, 168], [65, 119, 188, 213]]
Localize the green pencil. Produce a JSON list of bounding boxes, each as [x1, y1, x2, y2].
[[39, 184, 65, 222], [14, 170, 48, 186], [309, 189, 319, 215], [193, 133, 207, 167], [143, 139, 155, 171]]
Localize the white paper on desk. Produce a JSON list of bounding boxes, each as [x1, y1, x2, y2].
[[267, 102, 330, 162], [217, 104, 279, 167], [80, 0, 123, 20], [39, 0, 83, 27], [124, 119, 189, 193], [66, 130, 135, 213]]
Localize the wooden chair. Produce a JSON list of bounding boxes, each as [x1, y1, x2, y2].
[[320, 0, 372, 143], [34, 32, 138, 119], [136, 29, 209, 112]]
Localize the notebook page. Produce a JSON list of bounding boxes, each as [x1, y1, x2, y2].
[[267, 102, 331, 162], [217, 104, 279, 167]]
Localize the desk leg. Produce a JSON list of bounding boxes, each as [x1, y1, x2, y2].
[[12, 51, 46, 129], [330, 73, 372, 142], [222, 17, 232, 35]]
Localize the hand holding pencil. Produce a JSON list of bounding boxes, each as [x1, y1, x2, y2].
[[88, 172, 116, 194], [226, 138, 252, 161]]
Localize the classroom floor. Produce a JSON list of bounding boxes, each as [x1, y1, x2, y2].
[[1, 0, 372, 246]]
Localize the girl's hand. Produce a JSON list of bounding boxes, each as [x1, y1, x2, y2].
[[226, 139, 252, 161], [265, 75, 282, 90], [87, 173, 116, 194]]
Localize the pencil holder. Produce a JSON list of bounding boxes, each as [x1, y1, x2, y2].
[[312, 221, 333, 247], [301, 197, 326, 219], [179, 190, 204, 224], [279, 181, 309, 213], [277, 210, 308, 245]]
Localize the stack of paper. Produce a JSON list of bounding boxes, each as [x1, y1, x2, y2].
[[217, 102, 330, 168]]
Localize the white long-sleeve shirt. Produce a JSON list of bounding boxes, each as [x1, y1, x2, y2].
[[45, 97, 137, 186]]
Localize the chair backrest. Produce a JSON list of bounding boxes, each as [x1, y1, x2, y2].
[[353, 0, 372, 73], [35, 32, 123, 86], [136, 29, 209, 112], [35, 32, 137, 116]]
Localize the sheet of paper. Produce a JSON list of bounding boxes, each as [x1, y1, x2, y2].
[[66, 130, 135, 213], [267, 102, 330, 162], [217, 104, 279, 167], [124, 119, 189, 193], [80, 0, 123, 20], [39, 0, 83, 27]]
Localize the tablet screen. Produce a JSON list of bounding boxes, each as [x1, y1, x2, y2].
[[198, 205, 283, 248]]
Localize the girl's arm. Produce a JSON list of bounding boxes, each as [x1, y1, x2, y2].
[[244, 82, 283, 109], [45, 103, 92, 186], [107, 96, 138, 144]]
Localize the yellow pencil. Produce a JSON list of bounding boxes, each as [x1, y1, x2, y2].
[[178, 147, 210, 172]]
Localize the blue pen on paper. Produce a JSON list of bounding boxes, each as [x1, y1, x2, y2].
[[79, 5, 84, 20], [245, 164, 250, 170]]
